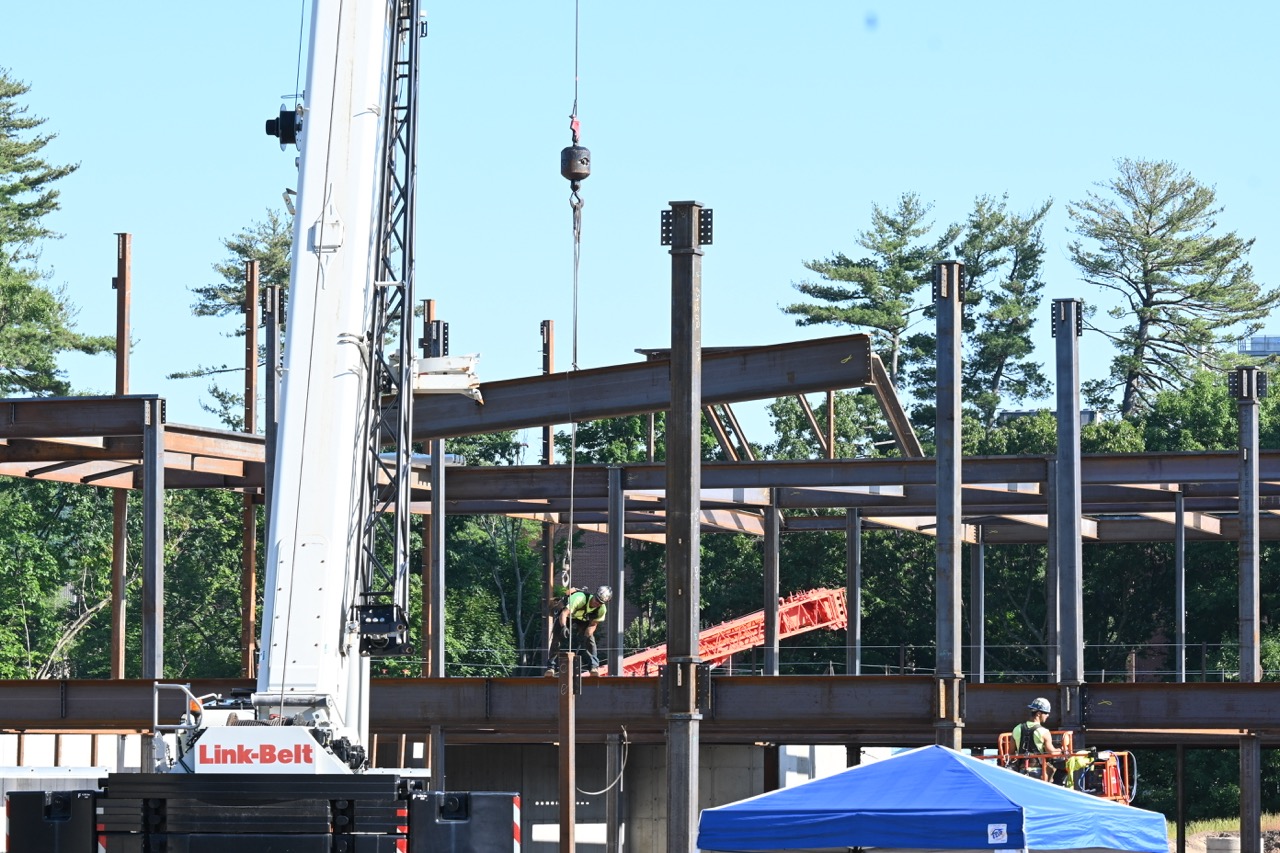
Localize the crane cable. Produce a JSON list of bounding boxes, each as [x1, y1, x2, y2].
[[560, 0, 590, 594]]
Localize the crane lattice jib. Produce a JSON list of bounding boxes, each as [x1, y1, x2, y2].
[[357, 0, 422, 655], [614, 588, 849, 677]]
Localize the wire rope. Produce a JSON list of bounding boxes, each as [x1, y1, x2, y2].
[[577, 725, 630, 795], [563, 0, 584, 596]]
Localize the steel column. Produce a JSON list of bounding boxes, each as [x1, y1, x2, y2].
[[263, 283, 281, 537], [606, 732, 624, 853], [608, 466, 625, 675], [110, 234, 131, 679], [846, 509, 862, 676], [663, 200, 705, 853], [934, 261, 964, 748], [1242, 733, 1261, 853], [141, 397, 164, 680], [1233, 366, 1263, 853], [241, 260, 260, 678], [1045, 460, 1061, 681], [970, 532, 985, 684], [542, 320, 557, 669], [763, 498, 780, 676], [428, 445, 445, 789], [1175, 490, 1186, 683], [558, 655, 577, 853], [1233, 367, 1262, 681], [1176, 744, 1185, 853], [1052, 299, 1084, 686]]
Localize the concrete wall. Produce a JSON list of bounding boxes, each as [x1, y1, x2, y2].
[[626, 744, 764, 853], [448, 742, 765, 853]]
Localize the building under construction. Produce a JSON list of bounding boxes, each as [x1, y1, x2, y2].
[[1, 221, 1278, 853]]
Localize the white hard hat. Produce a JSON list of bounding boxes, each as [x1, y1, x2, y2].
[[1028, 697, 1051, 714], [595, 585, 613, 603]]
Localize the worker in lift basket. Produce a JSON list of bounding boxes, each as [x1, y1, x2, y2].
[[1011, 697, 1064, 783], [545, 585, 612, 677]]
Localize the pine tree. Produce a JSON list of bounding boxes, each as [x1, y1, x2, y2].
[[1068, 158, 1279, 416], [0, 69, 112, 395], [0, 70, 78, 265], [782, 193, 959, 386], [957, 195, 1051, 428], [170, 210, 292, 427]]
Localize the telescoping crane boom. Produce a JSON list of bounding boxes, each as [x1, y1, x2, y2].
[[7, 1, 514, 850]]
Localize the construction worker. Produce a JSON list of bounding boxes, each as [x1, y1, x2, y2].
[[1011, 697, 1063, 782], [545, 585, 612, 676]]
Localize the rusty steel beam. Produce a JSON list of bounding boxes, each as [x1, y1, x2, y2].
[[868, 352, 923, 457], [4, 678, 1279, 746], [0, 396, 158, 439], [411, 335, 874, 440], [784, 513, 1280, 544], [0, 437, 143, 462], [164, 425, 265, 462]]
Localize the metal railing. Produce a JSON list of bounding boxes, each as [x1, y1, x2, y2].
[[384, 641, 1276, 683]]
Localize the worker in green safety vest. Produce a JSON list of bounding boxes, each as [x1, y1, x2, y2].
[[1011, 697, 1063, 782], [545, 585, 612, 677]]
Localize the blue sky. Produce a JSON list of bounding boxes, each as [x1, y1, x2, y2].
[[4, 2, 1278, 449]]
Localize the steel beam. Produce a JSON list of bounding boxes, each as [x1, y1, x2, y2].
[[410, 334, 873, 440], [0, 396, 156, 439], [4, 678, 1280, 745]]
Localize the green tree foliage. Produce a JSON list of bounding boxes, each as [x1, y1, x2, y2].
[[901, 195, 1051, 429], [1068, 158, 1280, 417], [443, 586, 519, 676], [191, 210, 293, 321], [0, 264, 112, 396], [0, 70, 113, 395], [435, 429, 552, 672], [0, 480, 114, 678], [448, 512, 547, 671], [553, 413, 666, 464], [1133, 746, 1280, 820], [64, 489, 251, 679], [954, 196, 1052, 427], [783, 193, 959, 385], [766, 390, 895, 460], [0, 70, 78, 263], [1139, 369, 1237, 452], [172, 210, 292, 428], [155, 490, 250, 677]]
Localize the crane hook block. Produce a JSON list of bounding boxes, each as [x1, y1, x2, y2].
[[560, 144, 591, 191]]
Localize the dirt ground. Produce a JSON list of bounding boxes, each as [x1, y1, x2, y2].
[[1175, 829, 1280, 852]]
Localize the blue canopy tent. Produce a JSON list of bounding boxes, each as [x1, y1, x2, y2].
[[698, 745, 1169, 853]]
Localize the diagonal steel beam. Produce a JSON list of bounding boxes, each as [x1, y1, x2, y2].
[[411, 335, 873, 440]]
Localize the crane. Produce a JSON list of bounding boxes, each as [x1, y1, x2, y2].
[[7, 1, 513, 849]]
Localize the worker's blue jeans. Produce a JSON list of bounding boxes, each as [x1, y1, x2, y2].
[[547, 620, 600, 671]]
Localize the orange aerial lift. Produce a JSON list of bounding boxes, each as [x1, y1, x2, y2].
[[606, 587, 849, 677], [982, 730, 1137, 804]]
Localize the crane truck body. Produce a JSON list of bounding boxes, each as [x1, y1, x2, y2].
[[7, 0, 513, 849]]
